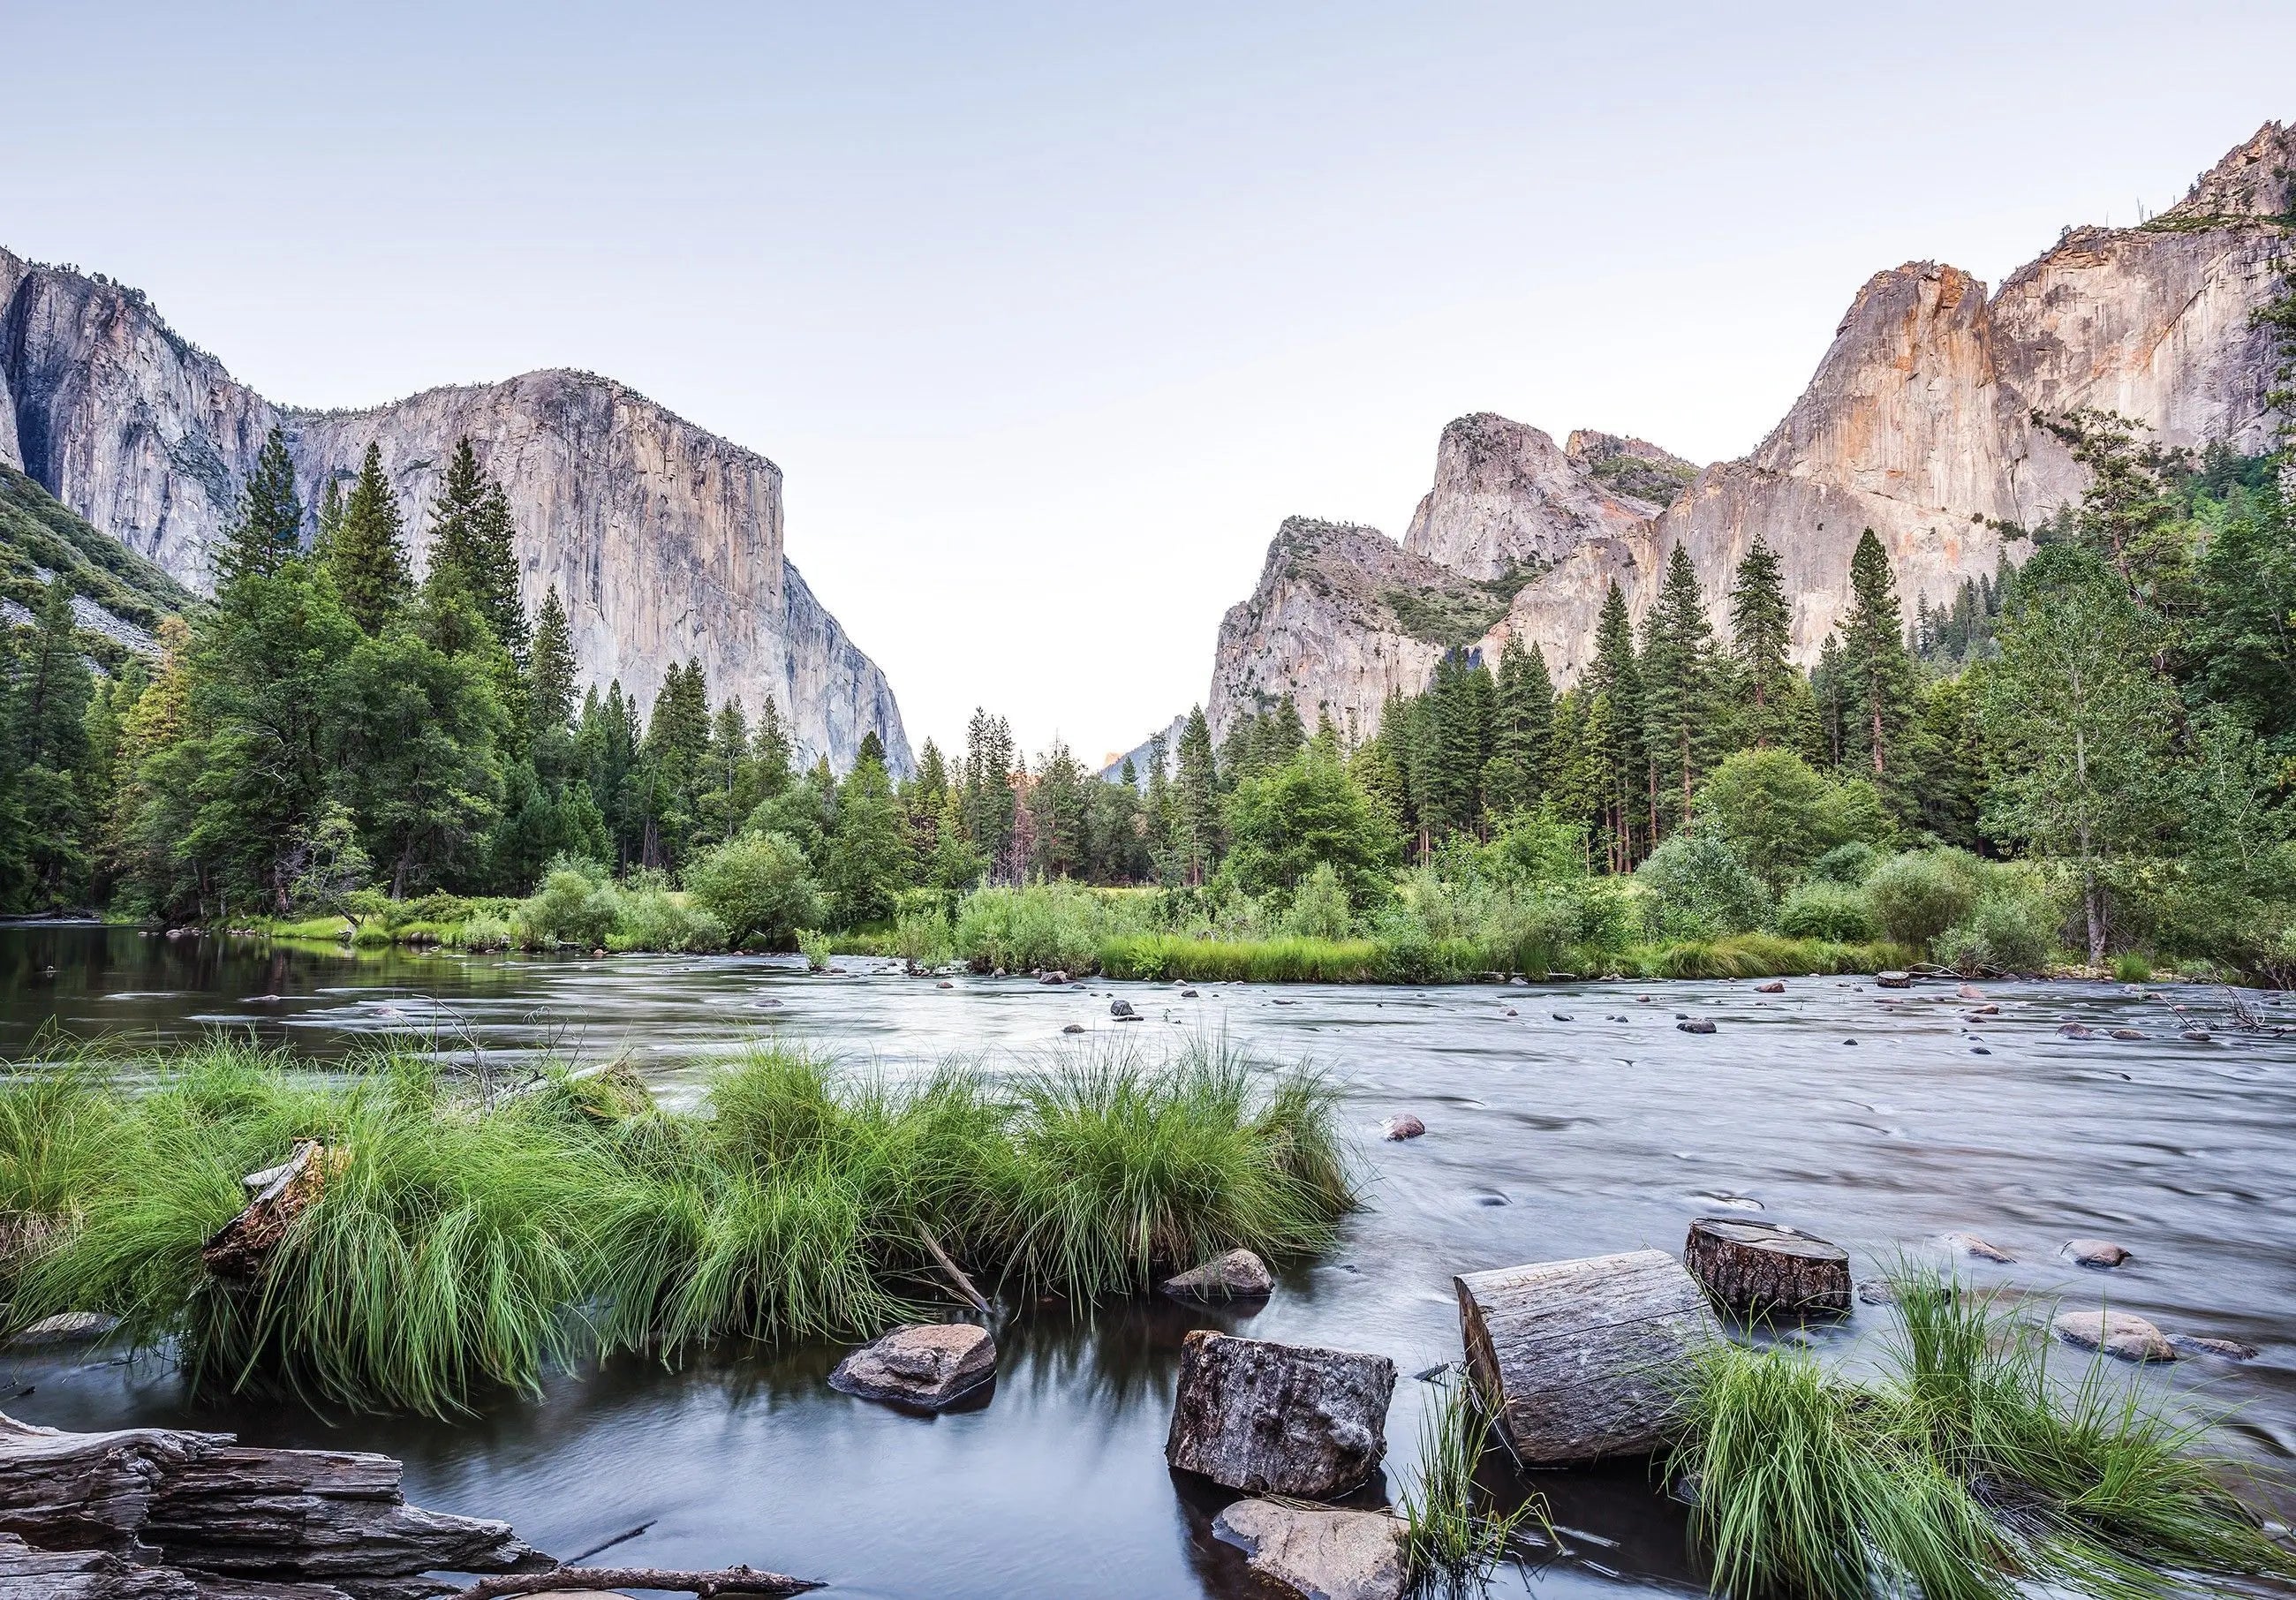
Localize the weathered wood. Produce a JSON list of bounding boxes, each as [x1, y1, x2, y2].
[[914, 1231, 992, 1317], [0, 1533, 200, 1600], [0, 1415, 546, 1580], [201, 1144, 342, 1279], [1164, 1331, 1393, 1498], [1682, 1219, 1851, 1317], [448, 1568, 819, 1600], [1454, 1249, 1711, 1466]]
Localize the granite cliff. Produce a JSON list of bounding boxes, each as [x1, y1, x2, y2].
[[1206, 121, 2293, 740], [0, 251, 909, 773]]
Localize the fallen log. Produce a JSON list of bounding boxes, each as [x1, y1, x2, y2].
[[0, 1415, 547, 1580], [1682, 1219, 1851, 1317], [1454, 1249, 1711, 1466], [0, 1533, 199, 1600], [448, 1568, 821, 1600], [201, 1144, 344, 1279]]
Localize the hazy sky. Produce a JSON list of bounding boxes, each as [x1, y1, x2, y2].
[[5, 3, 2292, 763]]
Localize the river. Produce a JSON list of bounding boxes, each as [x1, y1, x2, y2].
[[4, 923, 2292, 1597]]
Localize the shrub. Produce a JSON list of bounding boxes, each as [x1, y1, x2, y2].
[[1863, 849, 1984, 951], [1809, 842, 1881, 886], [1937, 885, 2059, 974], [953, 880, 1158, 972], [1285, 863, 1354, 940], [515, 867, 619, 949], [1635, 829, 1772, 940], [684, 832, 822, 949], [607, 878, 728, 954], [1776, 881, 1876, 943]]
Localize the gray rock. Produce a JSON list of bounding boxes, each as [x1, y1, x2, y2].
[[1211, 1499, 1407, 1600], [1381, 1114, 1425, 1141], [1061, 1023, 1085, 1034], [1876, 970, 1913, 989], [1676, 1018, 1716, 1034], [2168, 1333, 2259, 1361], [1165, 1332, 1394, 1498], [1110, 998, 1137, 1019], [1161, 1249, 1274, 1302], [1855, 1279, 1896, 1306], [828, 1322, 996, 1408], [1038, 970, 1069, 985], [2064, 1239, 2131, 1269], [2054, 1309, 2176, 1363], [1945, 1232, 2014, 1263]]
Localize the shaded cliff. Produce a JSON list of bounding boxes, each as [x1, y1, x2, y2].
[[1211, 120, 2294, 729], [0, 250, 910, 773]]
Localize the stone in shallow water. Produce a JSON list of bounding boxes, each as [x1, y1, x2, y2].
[[2170, 1333, 2259, 1361], [2065, 1238, 2131, 1269], [1161, 1249, 1273, 1302], [1166, 1332, 1394, 1498], [1677, 1018, 1716, 1034], [829, 1322, 997, 1408], [1945, 1232, 2014, 1263], [1754, 980, 1784, 993], [1382, 1114, 1424, 1141], [1211, 1499, 1406, 1600], [7, 1311, 119, 1346], [2054, 1309, 2175, 1363], [1061, 1023, 1085, 1034]]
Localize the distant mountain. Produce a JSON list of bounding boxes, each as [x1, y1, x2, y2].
[[0, 252, 910, 773], [1206, 121, 2294, 741], [0, 461, 192, 669]]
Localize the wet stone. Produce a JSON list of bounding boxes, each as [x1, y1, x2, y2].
[[829, 1322, 997, 1408], [1382, 1114, 1425, 1141], [2065, 1238, 2131, 1269], [2054, 1309, 2176, 1363], [1677, 1019, 1717, 1034], [1211, 1500, 1407, 1600], [1945, 1232, 2014, 1263], [1161, 1249, 1273, 1302], [1755, 980, 1785, 993], [2170, 1333, 2259, 1361]]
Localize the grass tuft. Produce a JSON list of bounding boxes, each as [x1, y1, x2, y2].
[[1399, 1367, 1545, 1595]]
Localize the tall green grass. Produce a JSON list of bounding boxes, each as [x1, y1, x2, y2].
[[1098, 934, 1387, 983], [1616, 934, 1915, 979], [1672, 1271, 2293, 1600], [0, 1034, 1353, 1415], [1400, 1369, 1545, 1595]]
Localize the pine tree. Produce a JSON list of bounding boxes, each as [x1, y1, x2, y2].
[[1840, 529, 1917, 781], [329, 444, 412, 634], [1729, 534, 1794, 748], [1174, 706, 1220, 884], [525, 586, 578, 750], [961, 707, 1020, 874], [1586, 582, 1645, 869], [1488, 635, 1554, 815], [426, 440, 528, 666], [753, 695, 794, 801], [313, 478, 345, 564], [1640, 545, 1718, 834], [215, 426, 304, 587]]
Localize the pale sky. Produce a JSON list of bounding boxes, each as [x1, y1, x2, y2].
[[4, 2, 2292, 764]]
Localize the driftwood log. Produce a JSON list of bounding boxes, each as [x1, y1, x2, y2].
[[1682, 1219, 1851, 1317], [1164, 1331, 1394, 1498], [448, 1567, 820, 1600], [201, 1144, 344, 1279], [1454, 1249, 1711, 1466]]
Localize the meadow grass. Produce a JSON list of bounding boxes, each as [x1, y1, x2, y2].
[[1672, 1271, 2293, 1600], [1098, 934, 1388, 983], [0, 1033, 1353, 1415], [1615, 934, 1916, 980]]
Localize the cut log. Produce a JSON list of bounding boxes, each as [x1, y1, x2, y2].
[[0, 1415, 547, 1580], [1454, 1249, 1710, 1465], [1164, 1332, 1393, 1498], [201, 1144, 343, 1279], [1682, 1219, 1851, 1317]]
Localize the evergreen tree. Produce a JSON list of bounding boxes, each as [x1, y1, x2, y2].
[[1173, 706, 1220, 884], [525, 586, 578, 758], [5, 578, 96, 904], [1488, 635, 1554, 815], [752, 694, 794, 800], [961, 707, 1020, 875], [1839, 530, 1917, 782], [425, 438, 528, 665], [1640, 545, 1718, 833], [1585, 582, 1645, 869], [824, 752, 910, 925], [313, 478, 345, 564], [1729, 534, 1794, 748], [215, 426, 304, 587], [329, 444, 412, 634], [1026, 741, 1091, 879]]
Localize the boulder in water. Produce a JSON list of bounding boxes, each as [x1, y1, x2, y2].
[[1161, 1249, 1273, 1302], [1382, 1114, 1425, 1141], [1165, 1331, 1393, 1498], [1754, 980, 1785, 993], [2065, 1239, 2131, 1269], [1211, 1500, 1406, 1600], [1945, 1232, 2014, 1263], [1677, 1018, 1717, 1034], [2054, 1309, 2175, 1363], [829, 1322, 997, 1408], [1110, 998, 1137, 1019]]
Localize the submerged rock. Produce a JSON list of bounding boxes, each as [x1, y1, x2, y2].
[[2054, 1309, 2176, 1363], [1945, 1232, 2014, 1263], [1162, 1249, 1274, 1302], [829, 1322, 997, 1408], [1677, 1018, 1717, 1034], [1382, 1114, 1425, 1141], [2065, 1239, 2131, 1269], [1061, 1023, 1085, 1034], [1754, 980, 1785, 993], [1856, 1279, 1896, 1307], [2110, 1029, 2145, 1041], [1212, 1499, 1407, 1600], [7, 1310, 119, 1347], [2170, 1333, 2259, 1361]]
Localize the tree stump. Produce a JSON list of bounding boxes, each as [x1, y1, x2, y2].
[[1164, 1332, 1393, 1498], [1682, 1219, 1851, 1317], [1454, 1249, 1710, 1466], [201, 1144, 344, 1279]]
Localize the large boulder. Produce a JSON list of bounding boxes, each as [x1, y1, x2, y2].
[[1165, 1332, 1394, 1498], [1161, 1249, 1273, 1302], [1454, 1249, 1711, 1465], [828, 1323, 997, 1408], [1211, 1500, 1407, 1600]]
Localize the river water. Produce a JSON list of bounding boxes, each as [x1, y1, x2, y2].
[[4, 924, 2293, 1598]]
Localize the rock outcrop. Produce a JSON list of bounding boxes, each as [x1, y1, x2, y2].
[[0, 250, 909, 773], [1207, 121, 2294, 736]]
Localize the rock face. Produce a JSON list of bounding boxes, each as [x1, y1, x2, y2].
[[1211, 1500, 1407, 1600], [1165, 1331, 1394, 1498], [0, 249, 909, 774], [1205, 123, 2294, 739]]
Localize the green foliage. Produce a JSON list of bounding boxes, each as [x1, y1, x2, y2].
[[953, 879, 1158, 972], [1635, 829, 1772, 940], [327, 444, 412, 635], [1864, 849, 1985, 952], [1099, 934, 1386, 983], [684, 831, 822, 948], [1672, 1272, 2295, 1600], [1399, 1369, 1545, 1591], [1699, 748, 1891, 893], [1284, 861, 1354, 939], [1935, 879, 2059, 974], [1222, 738, 1395, 908], [1776, 879, 1876, 943]]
